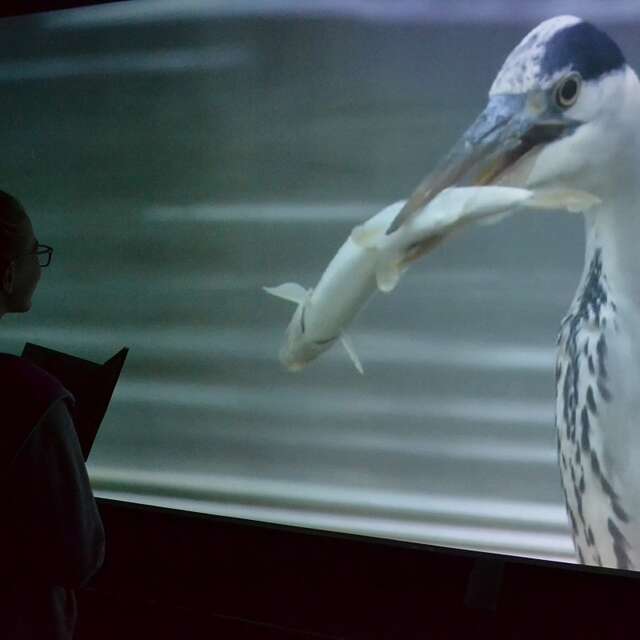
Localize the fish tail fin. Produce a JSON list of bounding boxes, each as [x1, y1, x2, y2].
[[263, 282, 308, 304], [340, 333, 364, 374]]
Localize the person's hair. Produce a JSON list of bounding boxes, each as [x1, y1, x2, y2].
[[0, 190, 29, 264]]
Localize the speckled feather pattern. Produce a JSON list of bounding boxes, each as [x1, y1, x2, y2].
[[556, 250, 633, 569]]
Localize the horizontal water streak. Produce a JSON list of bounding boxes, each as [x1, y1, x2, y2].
[[22, 268, 559, 293], [107, 413, 554, 464], [193, 425, 555, 464], [0, 46, 254, 81], [142, 201, 581, 232], [0, 325, 555, 372], [144, 201, 381, 224], [90, 467, 565, 526], [266, 431, 557, 467], [108, 378, 553, 425]]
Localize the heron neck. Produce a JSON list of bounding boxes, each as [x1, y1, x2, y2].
[[580, 66, 640, 304], [583, 191, 640, 306]]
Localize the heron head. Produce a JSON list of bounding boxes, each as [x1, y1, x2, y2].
[[388, 15, 637, 233]]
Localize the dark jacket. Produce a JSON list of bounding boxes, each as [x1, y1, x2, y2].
[[1, 354, 105, 639]]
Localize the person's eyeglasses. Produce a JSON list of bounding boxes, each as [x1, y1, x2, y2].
[[14, 243, 53, 267], [34, 244, 53, 268]]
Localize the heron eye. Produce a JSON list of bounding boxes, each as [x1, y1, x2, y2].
[[555, 73, 581, 109]]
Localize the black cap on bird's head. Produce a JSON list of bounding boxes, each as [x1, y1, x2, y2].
[[543, 21, 625, 81], [387, 16, 629, 239], [491, 16, 625, 94]]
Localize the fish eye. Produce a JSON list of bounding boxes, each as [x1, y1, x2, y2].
[[554, 72, 581, 109]]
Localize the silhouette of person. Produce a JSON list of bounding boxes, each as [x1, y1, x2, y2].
[[0, 191, 105, 638]]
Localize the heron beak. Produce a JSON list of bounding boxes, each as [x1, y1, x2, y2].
[[386, 92, 582, 235]]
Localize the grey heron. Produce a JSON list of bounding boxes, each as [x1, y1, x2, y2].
[[387, 15, 640, 569]]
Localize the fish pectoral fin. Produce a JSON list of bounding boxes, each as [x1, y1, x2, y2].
[[526, 188, 602, 213], [340, 333, 364, 374], [350, 224, 385, 249], [263, 282, 308, 304], [375, 258, 403, 293]]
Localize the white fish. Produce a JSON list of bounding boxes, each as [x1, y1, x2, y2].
[[264, 201, 405, 373], [265, 186, 600, 373], [353, 186, 602, 292]]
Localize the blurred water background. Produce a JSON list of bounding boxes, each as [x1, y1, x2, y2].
[[2, 0, 640, 565]]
